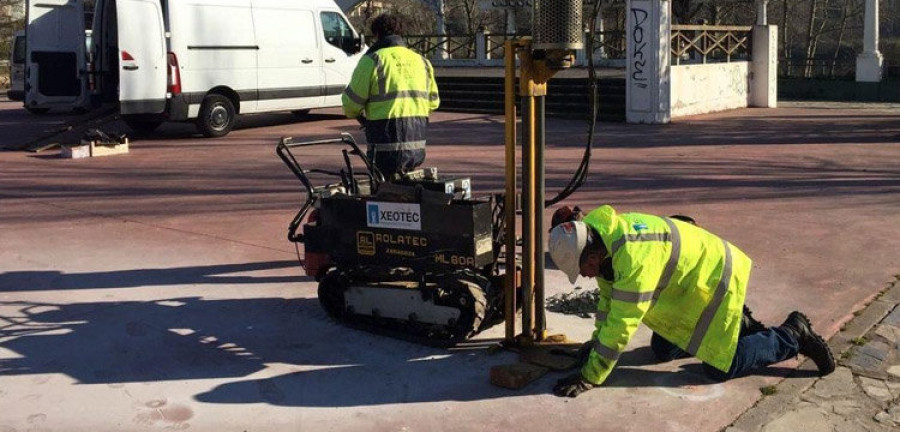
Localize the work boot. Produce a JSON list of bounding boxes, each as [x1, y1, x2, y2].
[[780, 311, 836, 376], [741, 305, 768, 336]]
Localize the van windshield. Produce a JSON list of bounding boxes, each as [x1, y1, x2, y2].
[[12, 36, 25, 64]]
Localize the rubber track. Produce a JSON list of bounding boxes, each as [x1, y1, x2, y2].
[[317, 267, 496, 347]]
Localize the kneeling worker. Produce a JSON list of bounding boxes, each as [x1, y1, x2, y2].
[[341, 13, 440, 179], [548, 205, 836, 397]]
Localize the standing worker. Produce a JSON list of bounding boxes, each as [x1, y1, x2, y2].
[[547, 205, 836, 398], [342, 14, 440, 179]]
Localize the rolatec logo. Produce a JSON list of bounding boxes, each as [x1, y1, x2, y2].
[[366, 202, 422, 231]]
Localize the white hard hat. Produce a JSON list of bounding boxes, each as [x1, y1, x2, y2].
[[548, 221, 588, 284]]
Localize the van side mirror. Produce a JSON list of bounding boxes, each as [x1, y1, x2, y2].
[[341, 34, 364, 55], [353, 34, 365, 54]]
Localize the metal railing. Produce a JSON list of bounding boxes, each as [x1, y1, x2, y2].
[[405, 31, 627, 67], [670, 25, 752, 65], [591, 30, 626, 60], [406, 27, 755, 67], [780, 58, 855, 79], [888, 63, 900, 81], [407, 34, 478, 60], [484, 33, 518, 60]]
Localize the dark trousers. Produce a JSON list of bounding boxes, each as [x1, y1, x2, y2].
[[367, 147, 425, 179], [650, 326, 800, 381]]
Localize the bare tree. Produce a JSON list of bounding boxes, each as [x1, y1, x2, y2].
[[347, 0, 383, 36], [828, 0, 864, 76], [0, 0, 25, 87], [672, 0, 706, 25], [443, 0, 503, 34]]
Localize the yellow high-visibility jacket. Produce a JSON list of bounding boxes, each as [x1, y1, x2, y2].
[[342, 36, 439, 176], [580, 205, 752, 385]]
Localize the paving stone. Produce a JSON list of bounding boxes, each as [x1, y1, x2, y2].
[[812, 367, 857, 398], [874, 324, 899, 342], [846, 351, 886, 374], [857, 341, 891, 361], [761, 407, 830, 432], [887, 365, 900, 379], [800, 392, 824, 404], [834, 418, 870, 432], [882, 307, 900, 327], [891, 405, 900, 424], [859, 376, 894, 402], [886, 381, 900, 399], [831, 399, 862, 417], [873, 411, 896, 426]]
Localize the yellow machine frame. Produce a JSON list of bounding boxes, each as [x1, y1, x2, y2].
[[503, 38, 576, 347]]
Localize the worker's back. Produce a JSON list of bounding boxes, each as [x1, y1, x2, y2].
[[583, 205, 751, 373]]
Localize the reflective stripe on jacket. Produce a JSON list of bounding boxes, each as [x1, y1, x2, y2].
[[580, 205, 751, 385], [341, 37, 439, 159]]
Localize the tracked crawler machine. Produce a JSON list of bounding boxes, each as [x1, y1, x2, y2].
[[278, 0, 594, 352], [277, 134, 516, 346]]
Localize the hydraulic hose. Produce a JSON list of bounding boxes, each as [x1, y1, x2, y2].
[[545, 0, 603, 208]]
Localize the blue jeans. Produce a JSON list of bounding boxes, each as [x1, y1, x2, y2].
[[650, 327, 800, 381]]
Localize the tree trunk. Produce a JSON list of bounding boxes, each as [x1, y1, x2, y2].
[[806, 1, 830, 77], [803, 0, 819, 78], [778, 0, 797, 76], [829, 2, 849, 77]]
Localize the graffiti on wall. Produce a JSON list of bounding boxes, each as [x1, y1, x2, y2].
[[630, 6, 649, 89]]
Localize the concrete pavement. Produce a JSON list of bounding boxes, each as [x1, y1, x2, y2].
[[1, 99, 899, 431]]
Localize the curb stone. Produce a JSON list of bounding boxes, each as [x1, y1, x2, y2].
[[726, 276, 900, 432]]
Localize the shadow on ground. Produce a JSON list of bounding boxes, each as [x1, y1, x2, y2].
[[0, 261, 303, 292], [125, 111, 348, 141], [427, 110, 900, 149], [0, 261, 817, 408]]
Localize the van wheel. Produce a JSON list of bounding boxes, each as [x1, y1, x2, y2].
[[26, 107, 50, 115], [123, 116, 162, 135], [197, 94, 235, 138]]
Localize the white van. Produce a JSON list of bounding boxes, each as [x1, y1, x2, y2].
[[24, 0, 91, 114], [6, 30, 25, 100], [15, 27, 89, 111], [28, 0, 365, 137], [7, 31, 25, 102]]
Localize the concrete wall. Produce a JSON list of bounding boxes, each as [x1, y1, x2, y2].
[[626, 0, 671, 124], [670, 62, 749, 117], [750, 25, 778, 108]]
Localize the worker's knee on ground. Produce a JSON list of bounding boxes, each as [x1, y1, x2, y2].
[[650, 333, 690, 362], [701, 363, 732, 382]]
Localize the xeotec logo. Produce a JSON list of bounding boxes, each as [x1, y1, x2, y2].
[[366, 202, 422, 231], [367, 204, 380, 224]]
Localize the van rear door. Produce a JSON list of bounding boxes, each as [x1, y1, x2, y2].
[[25, 0, 88, 110], [8, 32, 26, 101], [117, 0, 167, 114]]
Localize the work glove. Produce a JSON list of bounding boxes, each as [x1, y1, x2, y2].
[[553, 372, 597, 398]]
